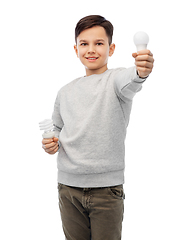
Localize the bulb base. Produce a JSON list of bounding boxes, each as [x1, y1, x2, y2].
[[136, 44, 147, 51], [42, 131, 55, 139]]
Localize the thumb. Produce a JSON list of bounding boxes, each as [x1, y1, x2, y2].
[[53, 137, 59, 142], [132, 52, 138, 58]]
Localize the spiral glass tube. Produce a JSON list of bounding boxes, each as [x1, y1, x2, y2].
[[39, 119, 55, 139]]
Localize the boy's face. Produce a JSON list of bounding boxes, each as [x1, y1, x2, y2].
[[74, 26, 115, 76]]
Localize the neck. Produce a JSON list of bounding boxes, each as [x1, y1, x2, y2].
[[85, 64, 108, 76]]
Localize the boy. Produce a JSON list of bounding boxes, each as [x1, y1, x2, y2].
[[42, 15, 154, 240]]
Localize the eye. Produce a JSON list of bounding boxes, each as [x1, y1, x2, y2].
[[97, 42, 103, 46], [80, 43, 88, 46]]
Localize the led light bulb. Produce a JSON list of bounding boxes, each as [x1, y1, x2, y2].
[[39, 119, 55, 139], [133, 31, 149, 51]]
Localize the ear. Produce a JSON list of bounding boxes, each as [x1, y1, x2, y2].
[[74, 45, 79, 58], [109, 43, 115, 57]]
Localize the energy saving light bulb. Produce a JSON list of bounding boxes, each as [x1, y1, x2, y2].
[[133, 31, 149, 51], [39, 119, 55, 139]]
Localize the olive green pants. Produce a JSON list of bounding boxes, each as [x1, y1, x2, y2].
[[58, 183, 125, 240]]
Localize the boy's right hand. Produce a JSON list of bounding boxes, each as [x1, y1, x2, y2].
[[42, 137, 59, 155]]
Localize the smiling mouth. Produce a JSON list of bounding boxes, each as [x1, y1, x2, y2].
[[86, 57, 99, 61]]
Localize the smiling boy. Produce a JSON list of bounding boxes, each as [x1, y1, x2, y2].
[[42, 15, 154, 240], [74, 25, 115, 76]]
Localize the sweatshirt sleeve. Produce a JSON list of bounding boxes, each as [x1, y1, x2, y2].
[[114, 66, 147, 102], [52, 91, 64, 138]]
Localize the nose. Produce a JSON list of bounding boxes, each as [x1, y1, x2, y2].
[[88, 44, 95, 54]]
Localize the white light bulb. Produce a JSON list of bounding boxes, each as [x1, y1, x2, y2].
[[39, 119, 55, 139], [133, 31, 149, 51]]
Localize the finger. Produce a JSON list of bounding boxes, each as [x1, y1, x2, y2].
[[53, 137, 59, 142], [136, 66, 152, 75], [135, 60, 153, 69], [48, 146, 59, 155], [132, 52, 138, 58], [44, 141, 57, 149], [45, 144, 58, 153], [149, 51, 153, 56], [135, 54, 154, 63], [42, 138, 53, 144], [45, 143, 58, 153]]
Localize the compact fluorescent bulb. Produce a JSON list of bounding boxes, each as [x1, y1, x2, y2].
[[39, 119, 55, 139]]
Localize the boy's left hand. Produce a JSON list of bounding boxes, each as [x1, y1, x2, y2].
[[132, 50, 154, 78]]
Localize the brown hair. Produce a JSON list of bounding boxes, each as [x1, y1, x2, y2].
[[75, 15, 113, 45]]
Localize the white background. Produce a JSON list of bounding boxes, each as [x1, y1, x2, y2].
[[0, 0, 191, 239]]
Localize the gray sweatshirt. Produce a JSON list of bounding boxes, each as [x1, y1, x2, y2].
[[52, 67, 146, 188]]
